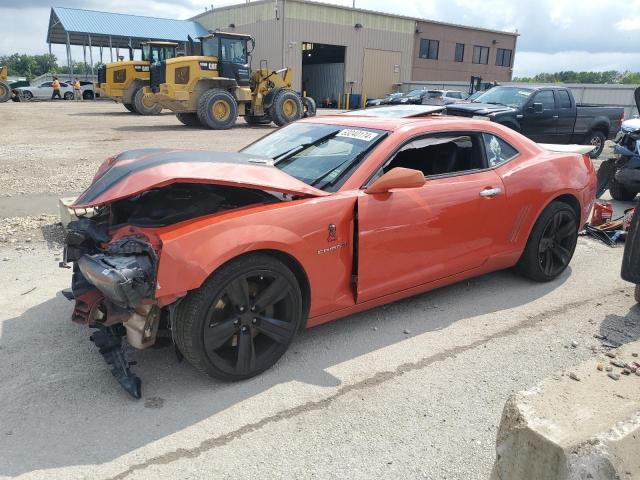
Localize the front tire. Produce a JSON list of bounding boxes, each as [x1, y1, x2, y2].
[[22, 90, 33, 100], [176, 112, 201, 127], [515, 201, 578, 282], [123, 103, 136, 113], [174, 254, 303, 380], [269, 89, 304, 126], [197, 89, 238, 130], [585, 130, 606, 159], [133, 87, 162, 115], [63, 91, 74, 100]]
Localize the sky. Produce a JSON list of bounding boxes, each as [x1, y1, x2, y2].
[[1, 0, 639, 77]]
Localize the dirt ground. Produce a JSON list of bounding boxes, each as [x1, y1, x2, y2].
[[0, 100, 634, 480]]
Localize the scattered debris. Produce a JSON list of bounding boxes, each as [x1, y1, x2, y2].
[[596, 364, 604, 371], [611, 360, 627, 368], [605, 352, 617, 358], [2, 257, 9, 261], [633, 353, 638, 358], [144, 397, 165, 409], [606, 366, 613, 372], [607, 373, 621, 381], [571, 340, 579, 348], [372, 327, 378, 331], [20, 287, 36, 296], [569, 372, 580, 382], [403, 329, 411, 335]]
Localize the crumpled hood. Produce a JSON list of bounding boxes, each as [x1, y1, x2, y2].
[[72, 148, 328, 208], [446, 102, 515, 116]]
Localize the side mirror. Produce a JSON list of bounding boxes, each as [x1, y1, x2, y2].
[[364, 167, 425, 194], [527, 102, 543, 114]]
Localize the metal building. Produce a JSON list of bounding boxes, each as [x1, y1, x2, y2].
[[192, 0, 518, 103]]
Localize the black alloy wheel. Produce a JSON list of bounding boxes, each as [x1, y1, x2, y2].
[[537, 209, 577, 278], [175, 255, 303, 380]]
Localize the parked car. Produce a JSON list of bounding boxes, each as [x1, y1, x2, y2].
[[445, 85, 624, 158], [78, 81, 97, 100], [390, 89, 465, 106], [15, 81, 75, 100], [61, 114, 596, 397], [421, 90, 466, 105], [365, 92, 402, 107]]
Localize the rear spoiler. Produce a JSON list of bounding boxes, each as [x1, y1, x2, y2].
[[538, 144, 596, 155]]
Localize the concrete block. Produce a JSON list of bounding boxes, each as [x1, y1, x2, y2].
[[58, 197, 96, 231], [491, 341, 640, 480]]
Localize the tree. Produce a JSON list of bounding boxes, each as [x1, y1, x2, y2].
[[0, 53, 58, 80], [513, 70, 639, 85]]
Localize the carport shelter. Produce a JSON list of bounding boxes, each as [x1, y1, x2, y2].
[[46, 7, 209, 75]]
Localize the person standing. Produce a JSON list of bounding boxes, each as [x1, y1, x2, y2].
[[51, 77, 62, 100], [73, 78, 82, 101]]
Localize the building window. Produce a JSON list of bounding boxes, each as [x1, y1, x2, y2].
[[472, 46, 489, 64], [419, 39, 439, 60], [496, 48, 512, 67], [454, 43, 465, 62]]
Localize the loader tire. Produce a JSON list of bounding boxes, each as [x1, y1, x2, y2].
[[244, 114, 272, 126], [176, 112, 202, 127], [123, 103, 136, 113], [133, 87, 162, 115], [0, 81, 11, 103], [197, 89, 238, 130], [302, 96, 316, 118], [269, 89, 303, 126]]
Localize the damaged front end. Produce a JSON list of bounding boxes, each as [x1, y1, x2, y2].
[[63, 218, 160, 398]]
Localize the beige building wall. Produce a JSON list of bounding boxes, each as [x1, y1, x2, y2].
[[412, 20, 517, 82]]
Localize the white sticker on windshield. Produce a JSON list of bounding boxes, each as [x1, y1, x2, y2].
[[518, 91, 532, 96], [336, 129, 378, 142]]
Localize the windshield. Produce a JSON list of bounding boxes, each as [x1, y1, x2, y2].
[[405, 89, 424, 97], [241, 123, 385, 191], [473, 86, 534, 107], [201, 36, 248, 64], [142, 45, 176, 63]]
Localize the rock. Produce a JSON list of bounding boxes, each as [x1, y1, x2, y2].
[[571, 341, 579, 348], [2, 257, 9, 262], [596, 364, 604, 371], [633, 353, 638, 358], [569, 372, 580, 381], [372, 327, 378, 331], [403, 329, 411, 335], [607, 373, 620, 381], [611, 360, 627, 368], [606, 366, 613, 372], [605, 352, 616, 358]]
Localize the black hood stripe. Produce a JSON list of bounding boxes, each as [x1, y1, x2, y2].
[[76, 150, 273, 205]]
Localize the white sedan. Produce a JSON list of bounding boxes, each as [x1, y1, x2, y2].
[[15, 81, 75, 100]]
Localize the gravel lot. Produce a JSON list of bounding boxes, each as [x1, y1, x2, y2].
[[0, 100, 634, 480]]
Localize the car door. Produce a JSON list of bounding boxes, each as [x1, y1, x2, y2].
[[521, 90, 557, 142], [36, 82, 52, 99], [356, 132, 506, 303], [555, 89, 576, 143]]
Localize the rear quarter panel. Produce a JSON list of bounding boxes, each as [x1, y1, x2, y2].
[[154, 193, 358, 319]]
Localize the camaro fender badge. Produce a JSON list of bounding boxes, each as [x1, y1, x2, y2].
[[327, 223, 337, 242], [317, 242, 347, 255]]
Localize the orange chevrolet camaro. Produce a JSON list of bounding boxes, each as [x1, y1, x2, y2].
[[62, 111, 597, 397]]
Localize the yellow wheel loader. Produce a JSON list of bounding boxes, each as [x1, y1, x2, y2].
[[0, 66, 12, 103], [96, 41, 178, 115], [144, 32, 315, 129]]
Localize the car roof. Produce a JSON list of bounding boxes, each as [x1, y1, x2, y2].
[[298, 113, 500, 132]]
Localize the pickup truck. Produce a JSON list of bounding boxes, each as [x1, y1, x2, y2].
[[445, 85, 624, 158]]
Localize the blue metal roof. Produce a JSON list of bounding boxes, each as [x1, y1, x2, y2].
[[47, 7, 209, 46]]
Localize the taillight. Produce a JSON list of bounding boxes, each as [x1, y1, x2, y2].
[[621, 111, 625, 123]]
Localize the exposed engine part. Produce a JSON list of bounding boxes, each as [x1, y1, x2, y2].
[[109, 183, 277, 227], [70, 288, 105, 325], [63, 218, 110, 263], [78, 253, 154, 309], [123, 305, 161, 350], [90, 325, 142, 399]]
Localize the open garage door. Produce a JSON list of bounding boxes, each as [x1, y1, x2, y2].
[[362, 49, 401, 99], [301, 42, 345, 108]]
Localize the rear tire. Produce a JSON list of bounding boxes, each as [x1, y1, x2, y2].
[[585, 130, 606, 159], [174, 254, 303, 380], [22, 90, 33, 100], [0, 81, 10, 103], [133, 87, 162, 115], [176, 112, 201, 127], [302, 96, 317, 118], [197, 89, 238, 130], [269, 89, 304, 126], [515, 201, 578, 282], [83, 90, 94, 100], [610, 177, 637, 201], [63, 91, 74, 100]]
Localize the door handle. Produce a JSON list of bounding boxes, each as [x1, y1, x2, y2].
[[479, 187, 502, 197], [553, 115, 559, 119]]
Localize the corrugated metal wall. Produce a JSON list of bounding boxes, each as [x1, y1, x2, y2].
[[302, 62, 345, 104], [403, 80, 640, 117]]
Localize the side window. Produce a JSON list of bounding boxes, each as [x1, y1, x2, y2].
[[448, 92, 462, 99], [40, 82, 52, 87], [382, 134, 486, 178], [557, 90, 572, 109], [482, 133, 519, 167], [532, 90, 555, 111]]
